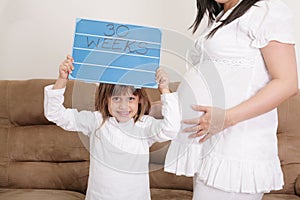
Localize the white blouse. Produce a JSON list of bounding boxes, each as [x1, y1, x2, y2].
[[164, 0, 295, 194], [44, 85, 180, 200]]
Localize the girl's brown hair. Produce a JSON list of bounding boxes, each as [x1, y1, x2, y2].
[[95, 83, 151, 124]]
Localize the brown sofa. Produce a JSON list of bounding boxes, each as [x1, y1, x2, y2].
[[0, 79, 299, 200]]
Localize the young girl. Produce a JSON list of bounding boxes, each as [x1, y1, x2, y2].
[[44, 55, 181, 200], [164, 0, 298, 200]]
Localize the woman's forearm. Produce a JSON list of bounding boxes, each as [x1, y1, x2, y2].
[[227, 77, 298, 126]]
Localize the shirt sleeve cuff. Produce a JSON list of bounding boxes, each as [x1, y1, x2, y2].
[[160, 92, 178, 102], [44, 84, 66, 97]]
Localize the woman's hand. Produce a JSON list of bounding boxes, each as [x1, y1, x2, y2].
[[182, 105, 231, 143], [156, 67, 170, 94]]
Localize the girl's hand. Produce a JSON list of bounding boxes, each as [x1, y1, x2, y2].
[[58, 55, 74, 80], [156, 67, 170, 94], [53, 55, 74, 89], [182, 105, 230, 143]]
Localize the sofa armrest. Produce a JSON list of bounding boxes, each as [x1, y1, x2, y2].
[[296, 175, 300, 196]]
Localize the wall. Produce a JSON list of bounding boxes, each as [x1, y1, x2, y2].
[[0, 0, 299, 85]]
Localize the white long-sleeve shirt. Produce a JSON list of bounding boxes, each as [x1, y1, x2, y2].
[[44, 85, 180, 200]]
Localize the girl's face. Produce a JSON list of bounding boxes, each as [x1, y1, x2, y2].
[[108, 94, 140, 123]]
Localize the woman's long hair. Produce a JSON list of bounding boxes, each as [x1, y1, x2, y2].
[[190, 0, 261, 37]]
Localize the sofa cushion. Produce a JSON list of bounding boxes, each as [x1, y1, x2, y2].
[[262, 193, 300, 200], [277, 164, 300, 195], [8, 125, 89, 162], [0, 81, 9, 127], [150, 164, 193, 191], [0, 127, 8, 187], [150, 141, 169, 164], [151, 188, 192, 200], [295, 175, 300, 196], [5, 161, 88, 193], [276, 95, 300, 194], [7, 79, 56, 126], [6, 79, 97, 126], [0, 189, 85, 200], [277, 94, 300, 165]]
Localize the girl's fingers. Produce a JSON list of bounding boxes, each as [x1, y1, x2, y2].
[[58, 55, 75, 79], [156, 68, 168, 82], [60, 63, 73, 74], [67, 64, 73, 73], [156, 71, 163, 82], [61, 65, 69, 74], [156, 74, 161, 83], [66, 55, 74, 61], [63, 59, 74, 70]]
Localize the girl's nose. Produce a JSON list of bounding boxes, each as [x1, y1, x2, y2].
[[119, 100, 129, 109]]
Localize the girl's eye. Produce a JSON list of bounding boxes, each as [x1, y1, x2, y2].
[[128, 97, 136, 101], [111, 97, 120, 102]]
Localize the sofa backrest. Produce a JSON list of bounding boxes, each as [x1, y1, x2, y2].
[[0, 79, 299, 195]]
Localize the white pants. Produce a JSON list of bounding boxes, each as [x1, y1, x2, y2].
[[193, 176, 264, 200]]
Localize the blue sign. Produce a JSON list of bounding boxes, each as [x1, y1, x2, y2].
[[69, 18, 162, 88]]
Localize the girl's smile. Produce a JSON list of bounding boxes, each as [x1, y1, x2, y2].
[[108, 95, 139, 122]]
